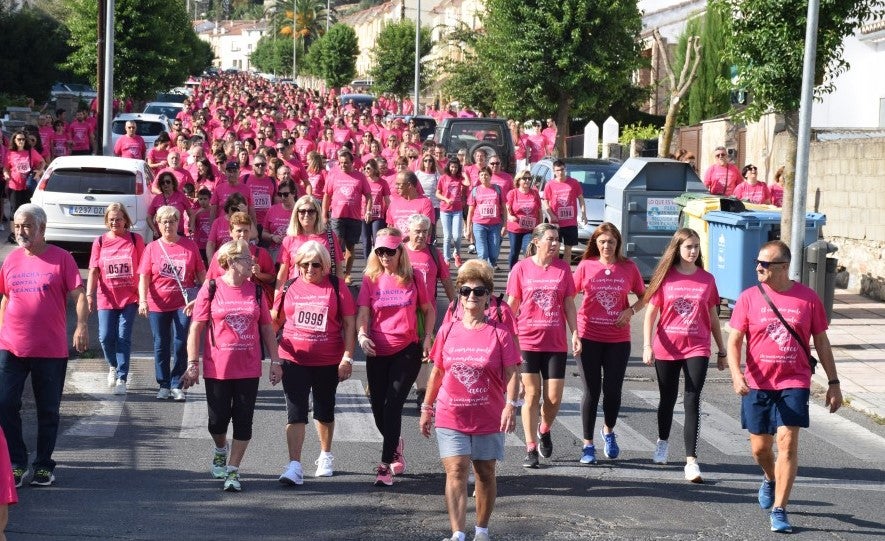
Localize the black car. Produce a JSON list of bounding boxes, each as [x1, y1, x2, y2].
[[433, 118, 516, 173], [387, 115, 437, 141]]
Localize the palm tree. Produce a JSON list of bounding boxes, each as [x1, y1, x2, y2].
[[273, 0, 334, 52]]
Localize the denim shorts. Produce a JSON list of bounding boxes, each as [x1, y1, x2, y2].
[[436, 427, 504, 461], [741, 388, 810, 434]]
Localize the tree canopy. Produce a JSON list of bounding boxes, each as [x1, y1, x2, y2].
[[0, 6, 73, 102], [676, 8, 731, 126], [369, 20, 433, 100], [302, 23, 359, 88], [64, 0, 212, 100]]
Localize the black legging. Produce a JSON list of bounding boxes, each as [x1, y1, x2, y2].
[[204, 377, 260, 440], [577, 339, 630, 441], [366, 342, 422, 464], [654, 357, 708, 458]]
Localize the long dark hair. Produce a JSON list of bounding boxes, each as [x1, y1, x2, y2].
[[446, 157, 463, 178], [643, 228, 703, 303]]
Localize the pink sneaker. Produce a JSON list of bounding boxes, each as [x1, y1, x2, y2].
[[453, 254, 463, 267], [390, 437, 406, 475], [374, 463, 393, 486]]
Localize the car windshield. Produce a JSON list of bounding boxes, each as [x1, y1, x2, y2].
[[144, 105, 181, 118], [568, 165, 619, 198], [112, 120, 165, 137], [66, 84, 94, 92], [44, 168, 136, 195], [450, 123, 505, 147]]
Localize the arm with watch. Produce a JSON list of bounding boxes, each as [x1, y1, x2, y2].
[[355, 306, 376, 356]]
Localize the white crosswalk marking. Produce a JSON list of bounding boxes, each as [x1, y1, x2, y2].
[[64, 372, 125, 437], [631, 390, 749, 456], [557, 386, 656, 451], [335, 379, 383, 442], [806, 403, 885, 462]]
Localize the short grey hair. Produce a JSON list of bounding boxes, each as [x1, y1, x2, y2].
[[14, 204, 47, 230], [406, 214, 431, 231]]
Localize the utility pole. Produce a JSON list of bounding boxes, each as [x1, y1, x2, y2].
[[413, 0, 420, 113]]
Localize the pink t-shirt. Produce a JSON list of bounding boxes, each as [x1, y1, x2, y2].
[[649, 268, 719, 360], [357, 272, 431, 356], [324, 169, 371, 219], [277, 276, 357, 366], [263, 204, 294, 252], [405, 244, 449, 300], [137, 237, 205, 312], [306, 170, 326, 195], [0, 245, 83, 358], [733, 182, 771, 204], [68, 120, 93, 152], [149, 191, 191, 233], [437, 174, 464, 212], [0, 428, 17, 505], [367, 179, 390, 221], [242, 174, 276, 224], [506, 258, 576, 352], [506, 188, 542, 233], [386, 195, 434, 233], [729, 282, 827, 390], [210, 182, 250, 210], [48, 133, 70, 158], [206, 244, 274, 282], [192, 279, 270, 380], [430, 320, 521, 435], [467, 185, 504, 226], [573, 258, 645, 342], [89, 232, 145, 310], [3, 150, 42, 191], [207, 216, 232, 248], [703, 164, 741, 196], [543, 177, 582, 227], [769, 183, 784, 207], [113, 135, 146, 159], [277, 233, 344, 279], [490, 172, 514, 199]]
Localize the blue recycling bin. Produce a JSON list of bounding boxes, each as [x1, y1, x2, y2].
[[705, 211, 826, 303]]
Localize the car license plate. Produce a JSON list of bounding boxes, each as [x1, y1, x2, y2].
[[70, 206, 106, 217]]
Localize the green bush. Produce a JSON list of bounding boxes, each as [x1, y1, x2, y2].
[[619, 122, 659, 145]]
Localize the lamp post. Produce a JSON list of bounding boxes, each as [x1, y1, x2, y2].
[[413, 0, 420, 113]]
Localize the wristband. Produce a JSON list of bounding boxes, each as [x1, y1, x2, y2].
[[630, 306, 637, 315], [506, 399, 521, 408], [828, 379, 840, 386], [717, 352, 727, 358], [420, 403, 435, 415], [270, 360, 283, 366]]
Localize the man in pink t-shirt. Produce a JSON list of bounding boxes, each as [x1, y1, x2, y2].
[[240, 156, 277, 226], [386, 172, 434, 234], [322, 149, 371, 283], [113, 121, 147, 159], [0, 204, 89, 487], [727, 240, 842, 533], [702, 146, 741, 196], [543, 160, 586, 263]]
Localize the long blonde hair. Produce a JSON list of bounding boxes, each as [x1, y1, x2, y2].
[[363, 228, 414, 285]]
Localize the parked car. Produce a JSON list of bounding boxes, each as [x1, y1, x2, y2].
[[434, 118, 516, 173], [30, 155, 155, 250], [387, 114, 437, 141], [50, 82, 98, 101], [531, 157, 622, 244], [338, 93, 375, 112], [143, 101, 185, 120], [110, 113, 173, 151]]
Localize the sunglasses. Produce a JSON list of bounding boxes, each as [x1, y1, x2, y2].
[[459, 286, 489, 298], [297, 208, 317, 215], [747, 166, 758, 171], [299, 261, 322, 269], [715, 153, 727, 158], [374, 247, 398, 257], [489, 162, 501, 166], [278, 192, 292, 197], [253, 163, 266, 168], [755, 259, 787, 269]]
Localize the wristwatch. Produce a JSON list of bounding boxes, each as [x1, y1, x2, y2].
[[341, 356, 353, 365]]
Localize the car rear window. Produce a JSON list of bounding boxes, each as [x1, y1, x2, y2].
[[112, 120, 166, 137], [569, 167, 619, 198], [44, 168, 137, 195], [144, 105, 181, 118]]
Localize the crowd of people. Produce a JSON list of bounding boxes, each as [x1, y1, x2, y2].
[[0, 73, 844, 539]]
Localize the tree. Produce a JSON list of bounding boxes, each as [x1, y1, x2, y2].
[[438, 23, 497, 114], [251, 34, 294, 75], [304, 23, 359, 88], [713, 0, 884, 245], [369, 20, 433, 107], [64, 0, 212, 100], [477, 0, 645, 156], [0, 6, 72, 102], [675, 8, 731, 126], [653, 28, 702, 157]]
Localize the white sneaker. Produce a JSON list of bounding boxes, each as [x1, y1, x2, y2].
[[315, 454, 334, 477], [107, 366, 117, 387], [279, 460, 304, 485], [653, 439, 669, 464], [684, 462, 703, 483], [156, 388, 171, 400], [171, 388, 186, 401], [113, 379, 127, 395]]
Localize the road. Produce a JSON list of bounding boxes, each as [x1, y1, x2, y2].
[[6, 243, 885, 541]]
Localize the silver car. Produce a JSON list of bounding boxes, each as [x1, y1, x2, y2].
[[110, 113, 173, 152]]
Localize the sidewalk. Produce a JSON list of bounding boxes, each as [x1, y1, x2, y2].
[[813, 289, 885, 420]]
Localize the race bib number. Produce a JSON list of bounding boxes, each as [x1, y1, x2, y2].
[[15, 160, 30, 174], [293, 304, 329, 332], [104, 256, 133, 279], [252, 192, 271, 209], [371, 204, 382, 219], [478, 203, 496, 218], [518, 216, 537, 230], [160, 258, 185, 280], [557, 205, 575, 220]]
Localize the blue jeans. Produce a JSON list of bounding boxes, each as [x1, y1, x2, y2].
[[362, 218, 386, 259], [0, 351, 68, 471], [148, 309, 191, 390], [508, 231, 532, 269], [98, 303, 138, 382], [441, 211, 463, 261], [472, 223, 502, 266]]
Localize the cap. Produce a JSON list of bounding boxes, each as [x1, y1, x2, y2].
[[225, 161, 239, 171], [375, 233, 402, 251]]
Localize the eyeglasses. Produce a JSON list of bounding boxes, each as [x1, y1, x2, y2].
[[233, 256, 253, 264], [375, 247, 397, 257], [278, 192, 292, 197], [489, 162, 501, 166], [521, 176, 532, 181], [299, 261, 322, 269], [755, 259, 787, 269], [297, 208, 317, 215], [747, 166, 758, 171], [459, 286, 489, 298]]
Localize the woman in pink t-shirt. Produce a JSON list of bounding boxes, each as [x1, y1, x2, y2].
[[420, 260, 520, 541], [206, 192, 248, 262], [769, 166, 785, 207], [261, 179, 297, 261], [148, 172, 191, 237], [435, 158, 469, 265], [2, 130, 45, 228], [505, 169, 542, 269], [86, 203, 146, 395], [273, 241, 357, 485], [572, 223, 645, 465], [137, 205, 207, 401], [465, 167, 506, 267], [641, 228, 726, 483], [356, 229, 435, 487], [205, 211, 276, 305], [733, 164, 771, 204], [276, 195, 345, 283], [182, 239, 280, 492], [362, 158, 391, 257], [506, 224, 580, 468]]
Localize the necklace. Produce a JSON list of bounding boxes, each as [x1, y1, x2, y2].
[[600, 259, 615, 275]]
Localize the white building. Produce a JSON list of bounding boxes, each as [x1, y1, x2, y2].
[[195, 19, 269, 72]]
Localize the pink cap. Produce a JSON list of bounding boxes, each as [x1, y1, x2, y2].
[[375, 233, 402, 250]]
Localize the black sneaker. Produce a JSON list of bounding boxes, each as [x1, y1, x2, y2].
[[12, 467, 28, 488], [538, 428, 553, 458], [522, 449, 540, 469], [30, 468, 55, 486]]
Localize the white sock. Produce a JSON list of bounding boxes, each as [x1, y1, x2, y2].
[[452, 532, 466, 541], [214, 445, 228, 454], [320, 451, 333, 458], [225, 465, 238, 473], [475, 526, 489, 537]]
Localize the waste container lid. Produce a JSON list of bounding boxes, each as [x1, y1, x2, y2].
[[703, 210, 826, 226]]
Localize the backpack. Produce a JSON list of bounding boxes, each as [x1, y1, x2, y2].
[[98, 231, 138, 247], [205, 278, 265, 347]]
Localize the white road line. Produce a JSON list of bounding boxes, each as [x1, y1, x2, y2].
[[631, 390, 749, 456], [64, 373, 125, 438], [806, 403, 885, 462], [179, 382, 211, 439], [335, 379, 383, 442], [557, 386, 656, 452]]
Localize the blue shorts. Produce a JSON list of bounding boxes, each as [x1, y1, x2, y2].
[[741, 388, 810, 434], [436, 428, 504, 461]]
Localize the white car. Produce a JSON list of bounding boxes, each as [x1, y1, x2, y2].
[[143, 101, 185, 120], [110, 113, 173, 152], [30, 155, 155, 249]]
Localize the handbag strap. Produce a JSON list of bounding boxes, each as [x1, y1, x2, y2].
[[157, 238, 189, 303], [755, 284, 814, 364]]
